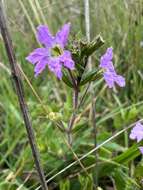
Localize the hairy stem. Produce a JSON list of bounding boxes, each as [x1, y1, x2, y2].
[[0, 2, 48, 190]]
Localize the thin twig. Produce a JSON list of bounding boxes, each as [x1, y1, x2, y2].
[[0, 2, 48, 190]]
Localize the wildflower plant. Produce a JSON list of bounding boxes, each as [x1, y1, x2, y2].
[[1, 1, 143, 189], [1, 0, 143, 188], [26, 23, 125, 145]]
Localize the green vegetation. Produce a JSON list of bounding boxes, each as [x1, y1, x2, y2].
[[0, 0, 143, 189]]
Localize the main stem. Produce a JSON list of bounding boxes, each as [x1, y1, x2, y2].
[[0, 2, 48, 190], [67, 86, 79, 145]]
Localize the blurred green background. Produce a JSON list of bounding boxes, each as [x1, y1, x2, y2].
[[0, 0, 143, 189]]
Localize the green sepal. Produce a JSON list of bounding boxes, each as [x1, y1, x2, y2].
[[80, 35, 104, 57], [80, 69, 102, 86], [62, 70, 74, 88], [75, 62, 85, 74]]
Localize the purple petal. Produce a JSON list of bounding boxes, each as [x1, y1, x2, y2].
[[129, 122, 143, 142], [129, 133, 136, 140], [103, 71, 115, 88], [137, 134, 143, 142], [100, 47, 113, 69], [34, 58, 48, 76], [55, 23, 71, 48], [139, 147, 143, 154], [37, 25, 54, 47], [105, 47, 113, 60], [48, 58, 62, 79], [100, 60, 115, 71], [60, 50, 74, 70], [26, 48, 48, 64], [115, 75, 126, 87]]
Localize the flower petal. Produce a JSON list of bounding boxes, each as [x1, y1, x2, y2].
[[115, 75, 126, 87], [26, 48, 48, 64], [103, 71, 115, 88], [129, 122, 143, 142], [137, 134, 143, 142], [34, 58, 48, 76], [105, 47, 113, 60], [37, 25, 54, 47], [55, 23, 71, 48], [139, 147, 143, 154], [48, 58, 62, 79], [60, 50, 74, 70], [100, 60, 115, 71], [100, 47, 113, 69], [129, 132, 136, 140]]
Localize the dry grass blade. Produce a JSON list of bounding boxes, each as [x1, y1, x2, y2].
[[34, 0, 47, 25], [17, 0, 38, 43], [28, 0, 41, 25]]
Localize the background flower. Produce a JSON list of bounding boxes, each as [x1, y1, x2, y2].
[[129, 122, 143, 142], [100, 47, 125, 88]]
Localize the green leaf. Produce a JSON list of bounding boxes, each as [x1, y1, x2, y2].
[[60, 179, 70, 190], [78, 174, 93, 190], [114, 143, 140, 164], [95, 143, 141, 179], [127, 106, 138, 121], [112, 169, 126, 190], [112, 168, 140, 190], [134, 162, 143, 186]]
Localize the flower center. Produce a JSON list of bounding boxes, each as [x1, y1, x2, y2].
[[51, 45, 63, 57]]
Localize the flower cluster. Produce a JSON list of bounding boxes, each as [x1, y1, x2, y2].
[[100, 47, 125, 88], [129, 122, 143, 154], [26, 22, 126, 90], [26, 23, 74, 79]]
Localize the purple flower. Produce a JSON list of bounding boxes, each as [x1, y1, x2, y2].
[[100, 47, 125, 88], [129, 122, 143, 155], [26, 23, 74, 79], [139, 147, 143, 154], [129, 122, 143, 142]]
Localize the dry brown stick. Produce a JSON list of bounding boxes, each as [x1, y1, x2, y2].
[[0, 2, 48, 190]]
